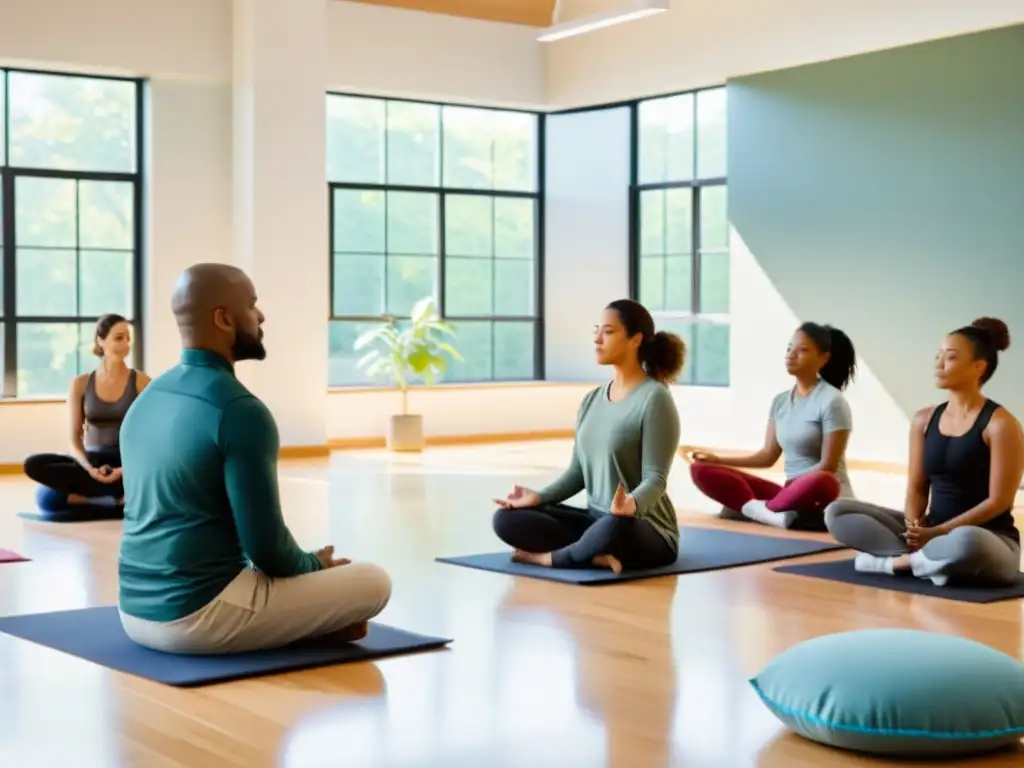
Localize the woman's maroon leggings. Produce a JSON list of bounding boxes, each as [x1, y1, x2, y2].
[[689, 462, 841, 515]]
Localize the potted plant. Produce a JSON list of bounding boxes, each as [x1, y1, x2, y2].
[[354, 296, 462, 452]]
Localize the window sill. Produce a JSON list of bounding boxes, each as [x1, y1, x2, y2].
[[328, 380, 599, 394]]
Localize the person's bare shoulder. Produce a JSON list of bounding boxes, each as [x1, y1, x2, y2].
[[69, 372, 90, 394], [910, 405, 937, 433], [987, 406, 1023, 438]]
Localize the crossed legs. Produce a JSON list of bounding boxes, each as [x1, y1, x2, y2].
[[492, 504, 677, 573], [24, 451, 125, 509], [824, 499, 1021, 586], [690, 463, 840, 530], [120, 562, 393, 655]]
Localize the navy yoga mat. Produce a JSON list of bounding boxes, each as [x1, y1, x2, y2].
[[774, 558, 1024, 604], [0, 606, 452, 686], [436, 526, 847, 584], [17, 507, 125, 523], [17, 487, 126, 523]]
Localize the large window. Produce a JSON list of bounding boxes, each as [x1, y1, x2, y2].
[[0, 69, 143, 398], [326, 94, 543, 386], [633, 86, 729, 386]]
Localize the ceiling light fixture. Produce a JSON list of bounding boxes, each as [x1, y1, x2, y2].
[[537, 0, 670, 43]]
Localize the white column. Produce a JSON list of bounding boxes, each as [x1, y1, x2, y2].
[[145, 79, 234, 379], [232, 0, 328, 448]]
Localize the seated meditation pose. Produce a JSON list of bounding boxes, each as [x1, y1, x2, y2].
[[825, 318, 1023, 586], [687, 322, 858, 530], [23, 314, 150, 513], [117, 263, 391, 654], [492, 299, 685, 574]]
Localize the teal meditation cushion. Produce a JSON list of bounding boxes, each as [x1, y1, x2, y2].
[[750, 629, 1024, 757]]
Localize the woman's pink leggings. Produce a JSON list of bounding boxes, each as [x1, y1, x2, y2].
[[689, 462, 841, 515]]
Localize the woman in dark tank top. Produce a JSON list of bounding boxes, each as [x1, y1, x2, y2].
[[824, 317, 1023, 586], [23, 314, 151, 515]]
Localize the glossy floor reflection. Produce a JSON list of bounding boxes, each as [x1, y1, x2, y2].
[[0, 440, 1022, 767]]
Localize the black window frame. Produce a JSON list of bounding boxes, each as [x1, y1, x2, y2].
[[630, 84, 730, 387], [545, 84, 730, 387], [0, 67, 146, 399], [326, 91, 546, 386]]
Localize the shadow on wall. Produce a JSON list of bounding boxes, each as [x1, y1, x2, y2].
[[728, 228, 909, 465], [726, 24, 1024, 423]]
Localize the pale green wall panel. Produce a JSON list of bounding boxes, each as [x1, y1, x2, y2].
[[728, 24, 1024, 418]]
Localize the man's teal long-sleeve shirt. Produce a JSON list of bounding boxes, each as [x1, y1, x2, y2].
[[117, 349, 321, 622]]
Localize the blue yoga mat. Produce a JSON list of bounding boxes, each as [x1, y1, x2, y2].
[[775, 558, 1024, 604], [17, 508, 125, 523], [0, 606, 452, 686], [17, 487, 125, 523], [436, 526, 846, 584]]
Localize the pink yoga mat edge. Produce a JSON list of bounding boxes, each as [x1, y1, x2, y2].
[[0, 549, 30, 563]]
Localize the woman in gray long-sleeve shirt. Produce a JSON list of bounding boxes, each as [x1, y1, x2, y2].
[[493, 299, 685, 574]]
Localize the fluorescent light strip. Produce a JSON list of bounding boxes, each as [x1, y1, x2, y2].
[[537, 0, 670, 43]]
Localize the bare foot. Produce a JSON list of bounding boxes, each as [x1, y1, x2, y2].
[[592, 554, 623, 574], [512, 550, 552, 567]]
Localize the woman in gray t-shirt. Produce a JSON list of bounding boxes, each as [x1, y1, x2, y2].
[[686, 322, 858, 530]]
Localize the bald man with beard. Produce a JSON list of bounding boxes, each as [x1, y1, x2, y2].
[[116, 263, 391, 655]]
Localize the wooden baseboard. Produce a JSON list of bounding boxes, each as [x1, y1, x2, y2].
[[0, 433, 572, 475], [0, 435, 906, 476], [279, 445, 331, 459], [0, 444, 333, 476], [844, 458, 907, 475], [328, 429, 574, 451]]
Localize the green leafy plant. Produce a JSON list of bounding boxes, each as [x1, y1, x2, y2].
[[354, 296, 462, 415]]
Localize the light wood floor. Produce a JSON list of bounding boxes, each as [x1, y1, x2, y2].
[[1, 440, 1022, 767]]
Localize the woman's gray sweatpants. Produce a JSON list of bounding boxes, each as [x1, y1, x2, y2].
[[824, 499, 1021, 586]]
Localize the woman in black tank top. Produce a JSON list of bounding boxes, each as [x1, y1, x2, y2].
[[22, 314, 151, 519], [824, 317, 1023, 586]]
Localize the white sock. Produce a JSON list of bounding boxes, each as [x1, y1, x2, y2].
[[740, 499, 798, 529], [854, 553, 895, 574], [909, 551, 949, 586]]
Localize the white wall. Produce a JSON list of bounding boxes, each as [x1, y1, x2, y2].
[[702, 231, 910, 465], [0, 0, 546, 104], [144, 80, 235, 378], [544, 0, 1024, 108], [327, 383, 591, 442], [0, 0, 232, 81], [325, 2, 545, 108]]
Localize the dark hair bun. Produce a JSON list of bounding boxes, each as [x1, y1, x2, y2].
[[645, 330, 687, 384], [971, 317, 1010, 352]]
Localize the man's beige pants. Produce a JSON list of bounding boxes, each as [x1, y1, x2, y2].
[[119, 562, 392, 655]]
